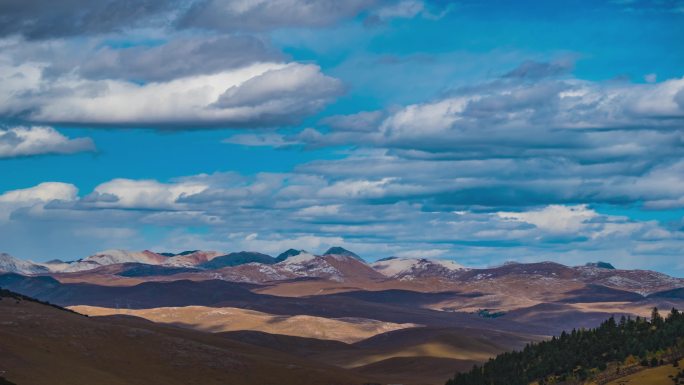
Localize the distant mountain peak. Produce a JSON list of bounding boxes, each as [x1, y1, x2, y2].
[[198, 251, 275, 270], [157, 250, 199, 257], [83, 249, 167, 266], [371, 256, 467, 279], [0, 253, 49, 275], [323, 247, 362, 261], [176, 250, 200, 256], [585, 261, 616, 270], [275, 249, 306, 262]]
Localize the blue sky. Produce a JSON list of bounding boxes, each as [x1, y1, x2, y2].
[[1, 0, 684, 275]]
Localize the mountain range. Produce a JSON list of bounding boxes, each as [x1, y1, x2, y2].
[[2, 247, 681, 297], [1, 247, 683, 385]]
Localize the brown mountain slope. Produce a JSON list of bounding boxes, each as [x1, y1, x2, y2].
[[221, 326, 542, 385], [0, 295, 372, 385], [219, 330, 358, 356], [347, 326, 541, 368], [353, 356, 477, 385], [0, 274, 545, 334]]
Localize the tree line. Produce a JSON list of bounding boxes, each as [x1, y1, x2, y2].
[[446, 307, 684, 385]]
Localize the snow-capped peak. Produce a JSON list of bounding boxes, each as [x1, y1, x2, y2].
[[162, 250, 223, 267], [371, 257, 466, 278], [277, 251, 318, 266], [0, 253, 49, 275], [83, 249, 167, 266], [431, 258, 467, 270]]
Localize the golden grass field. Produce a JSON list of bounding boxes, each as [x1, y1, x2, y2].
[[69, 305, 418, 343], [605, 359, 684, 385]]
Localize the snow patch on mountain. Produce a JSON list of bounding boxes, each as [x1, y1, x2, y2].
[[41, 259, 102, 273], [163, 251, 223, 267], [83, 249, 167, 266], [0, 253, 49, 275], [372, 257, 467, 278], [275, 252, 343, 281], [278, 251, 318, 266]]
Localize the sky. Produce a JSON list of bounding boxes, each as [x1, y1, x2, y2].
[[1, 0, 684, 275]]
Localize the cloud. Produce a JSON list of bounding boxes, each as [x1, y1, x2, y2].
[[372, 0, 425, 20], [297, 204, 342, 218], [302, 74, 684, 154], [628, 160, 684, 209], [0, 5, 682, 275], [295, 147, 684, 210], [498, 205, 598, 234], [364, 0, 452, 25], [89, 178, 209, 209], [1, 173, 682, 275], [140, 211, 224, 226], [0, 0, 442, 42], [380, 77, 684, 138], [178, 0, 377, 32], [0, 0, 443, 42], [0, 182, 78, 204], [0, 28, 344, 128], [644, 73, 658, 83], [3, 176, 682, 274], [223, 133, 300, 147], [0, 0, 453, 128], [611, 0, 684, 14], [0, 0, 179, 39], [0, 126, 94, 158], [0, 182, 78, 223], [502, 59, 575, 79], [0, 60, 342, 127], [320, 110, 386, 132], [78, 35, 283, 82], [318, 177, 404, 199], [284, 70, 684, 212], [394, 249, 448, 258], [73, 227, 138, 239], [213, 64, 344, 123]]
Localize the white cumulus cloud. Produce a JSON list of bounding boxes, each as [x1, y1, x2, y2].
[[0, 60, 342, 127], [91, 179, 209, 209], [0, 126, 94, 158], [0, 182, 78, 204], [0, 182, 78, 222], [498, 205, 598, 234]]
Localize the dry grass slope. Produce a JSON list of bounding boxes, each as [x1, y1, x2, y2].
[[69, 305, 418, 343], [605, 359, 684, 385], [0, 297, 372, 385]]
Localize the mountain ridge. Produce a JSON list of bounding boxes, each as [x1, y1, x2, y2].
[[2, 249, 683, 299]]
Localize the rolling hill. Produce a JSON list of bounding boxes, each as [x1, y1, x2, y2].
[[446, 308, 684, 385], [0, 288, 373, 385], [1, 248, 683, 385]]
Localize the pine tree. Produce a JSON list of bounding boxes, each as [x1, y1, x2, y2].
[[445, 308, 684, 385]]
